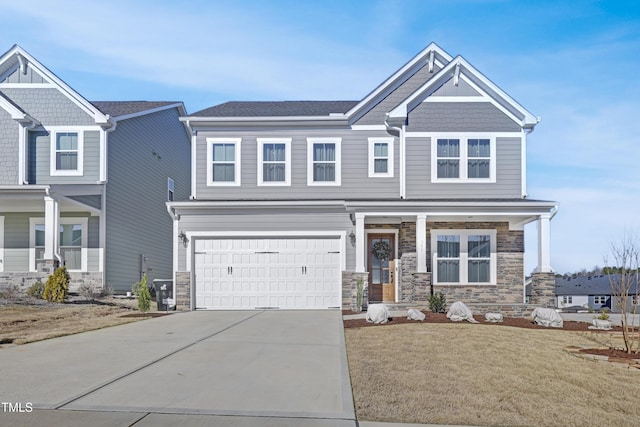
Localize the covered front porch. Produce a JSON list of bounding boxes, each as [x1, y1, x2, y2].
[[0, 185, 103, 291], [342, 200, 557, 315]]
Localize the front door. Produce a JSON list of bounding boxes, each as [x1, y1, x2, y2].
[[367, 233, 395, 303]]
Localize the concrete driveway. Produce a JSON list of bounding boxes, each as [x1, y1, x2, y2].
[[0, 310, 356, 426]]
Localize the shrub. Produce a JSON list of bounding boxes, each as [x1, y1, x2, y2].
[[597, 310, 610, 321], [78, 281, 100, 301], [99, 283, 114, 298], [27, 281, 45, 299], [134, 274, 151, 312], [0, 284, 22, 300], [43, 266, 69, 303], [428, 292, 447, 313]]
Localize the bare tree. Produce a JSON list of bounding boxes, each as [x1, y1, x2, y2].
[[606, 232, 640, 354]]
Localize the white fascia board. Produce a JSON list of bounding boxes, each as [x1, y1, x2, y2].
[[0, 95, 38, 124], [1, 46, 111, 126], [168, 200, 347, 210], [110, 103, 186, 122], [345, 42, 453, 118], [181, 115, 348, 123]]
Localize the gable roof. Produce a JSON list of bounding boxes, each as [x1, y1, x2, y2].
[[387, 55, 539, 129], [0, 44, 110, 126], [0, 90, 38, 124], [191, 101, 358, 117], [555, 275, 620, 296]]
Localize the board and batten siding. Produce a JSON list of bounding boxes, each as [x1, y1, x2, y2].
[[177, 211, 354, 272], [27, 130, 100, 184], [0, 88, 95, 126], [105, 107, 190, 292], [0, 108, 19, 184], [195, 130, 399, 200], [404, 136, 522, 199], [2, 66, 47, 84]]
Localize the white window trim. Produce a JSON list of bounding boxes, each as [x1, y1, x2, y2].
[[257, 138, 291, 186], [48, 128, 86, 177], [29, 217, 88, 272], [307, 137, 342, 186], [431, 229, 497, 285], [368, 137, 394, 178], [206, 138, 241, 186], [430, 133, 497, 183], [168, 177, 175, 201]]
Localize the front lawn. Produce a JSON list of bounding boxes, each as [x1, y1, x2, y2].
[[345, 322, 640, 426]]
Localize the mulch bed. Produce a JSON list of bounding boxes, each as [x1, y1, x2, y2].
[[342, 310, 622, 332], [578, 347, 640, 360]]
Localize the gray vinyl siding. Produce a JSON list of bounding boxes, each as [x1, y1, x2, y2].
[[0, 108, 18, 184], [0, 88, 95, 126], [105, 107, 190, 292], [68, 195, 102, 210], [431, 78, 481, 96], [2, 66, 47, 84], [0, 212, 98, 271], [176, 211, 354, 271], [405, 137, 522, 198], [2, 213, 30, 271], [355, 63, 442, 125], [27, 130, 100, 184], [194, 130, 399, 200], [407, 102, 521, 132]]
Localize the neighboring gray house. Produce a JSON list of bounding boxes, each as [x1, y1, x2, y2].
[[0, 45, 191, 292], [555, 274, 639, 313], [167, 42, 558, 313]]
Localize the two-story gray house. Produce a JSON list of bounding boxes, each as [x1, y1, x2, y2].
[[167, 43, 558, 313], [0, 45, 191, 293]]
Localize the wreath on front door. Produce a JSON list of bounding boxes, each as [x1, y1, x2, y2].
[[372, 241, 392, 261]]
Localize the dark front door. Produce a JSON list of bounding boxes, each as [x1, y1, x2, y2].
[[367, 234, 395, 303]]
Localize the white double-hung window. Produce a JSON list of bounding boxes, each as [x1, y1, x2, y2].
[[207, 138, 241, 186], [50, 130, 83, 176], [431, 229, 496, 285], [30, 217, 88, 272], [307, 138, 341, 185], [257, 138, 291, 186], [368, 137, 394, 177], [431, 135, 496, 182]]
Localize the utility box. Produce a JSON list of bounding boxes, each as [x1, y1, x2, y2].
[[153, 279, 175, 311]]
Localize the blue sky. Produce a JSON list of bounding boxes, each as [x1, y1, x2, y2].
[[1, 0, 639, 274]]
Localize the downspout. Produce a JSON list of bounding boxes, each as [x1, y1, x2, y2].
[[384, 113, 404, 199], [99, 119, 117, 288]]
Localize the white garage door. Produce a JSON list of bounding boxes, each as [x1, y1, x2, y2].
[[194, 237, 342, 309]]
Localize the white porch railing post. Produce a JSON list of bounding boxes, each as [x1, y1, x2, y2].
[[536, 213, 552, 273], [355, 213, 365, 273], [416, 214, 427, 272]]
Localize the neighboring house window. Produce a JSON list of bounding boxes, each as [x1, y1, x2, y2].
[[633, 295, 640, 306], [307, 138, 341, 185], [431, 135, 496, 182], [168, 178, 175, 201], [562, 296, 573, 305], [30, 218, 87, 271], [50, 131, 83, 176], [207, 138, 241, 186], [368, 137, 394, 177], [593, 295, 607, 305], [431, 229, 497, 285], [257, 138, 291, 186]]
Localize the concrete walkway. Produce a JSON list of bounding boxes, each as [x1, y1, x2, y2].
[[0, 310, 355, 426]]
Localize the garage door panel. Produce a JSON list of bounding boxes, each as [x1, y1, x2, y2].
[[194, 237, 341, 309]]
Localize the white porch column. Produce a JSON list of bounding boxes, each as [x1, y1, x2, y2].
[[416, 214, 427, 272], [355, 213, 365, 272], [536, 213, 552, 273], [43, 195, 59, 260]]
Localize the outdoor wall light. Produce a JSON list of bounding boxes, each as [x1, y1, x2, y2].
[[349, 231, 356, 247], [178, 231, 189, 248]]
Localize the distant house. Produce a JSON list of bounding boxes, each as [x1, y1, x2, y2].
[[0, 45, 191, 293], [555, 274, 639, 313]]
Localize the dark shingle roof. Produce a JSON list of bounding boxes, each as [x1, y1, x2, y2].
[[190, 101, 359, 117], [91, 101, 179, 117], [555, 275, 620, 296]]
